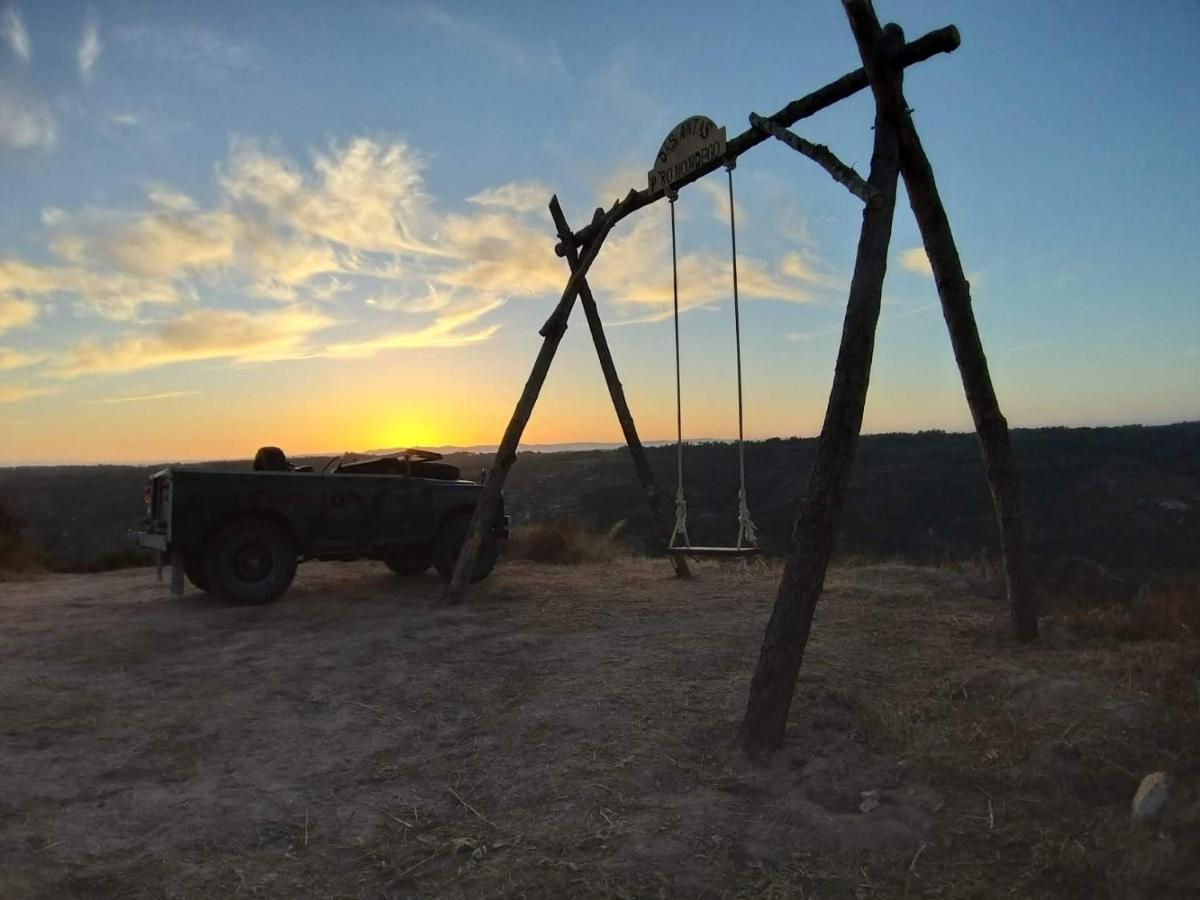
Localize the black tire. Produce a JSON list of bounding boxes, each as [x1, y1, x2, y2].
[[204, 517, 298, 604], [182, 553, 211, 592], [433, 515, 497, 583], [384, 552, 432, 576]]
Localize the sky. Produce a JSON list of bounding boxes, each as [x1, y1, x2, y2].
[[0, 1, 1197, 465]]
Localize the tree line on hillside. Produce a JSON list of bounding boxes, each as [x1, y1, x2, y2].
[[0, 423, 1196, 580]]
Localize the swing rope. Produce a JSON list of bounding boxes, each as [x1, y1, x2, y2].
[[668, 188, 690, 551], [666, 166, 759, 556], [726, 162, 758, 552]]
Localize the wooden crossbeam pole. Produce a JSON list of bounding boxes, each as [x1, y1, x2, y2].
[[549, 197, 690, 579], [737, 33, 904, 757], [445, 196, 625, 601], [844, 0, 1037, 641], [748, 113, 877, 205], [557, 25, 958, 255]]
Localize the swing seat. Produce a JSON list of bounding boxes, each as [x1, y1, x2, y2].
[[667, 545, 762, 558]]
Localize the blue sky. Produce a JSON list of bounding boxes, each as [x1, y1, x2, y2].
[[1, 1, 1197, 463]]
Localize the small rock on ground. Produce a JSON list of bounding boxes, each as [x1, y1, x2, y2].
[[1131, 772, 1169, 821]]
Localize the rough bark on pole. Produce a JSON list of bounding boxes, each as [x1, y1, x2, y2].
[[737, 62, 903, 758], [549, 197, 690, 579], [844, 0, 1037, 641], [748, 113, 878, 205], [445, 197, 621, 601], [559, 25, 958, 254]]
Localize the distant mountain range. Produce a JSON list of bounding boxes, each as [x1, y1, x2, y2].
[[365, 440, 728, 457]]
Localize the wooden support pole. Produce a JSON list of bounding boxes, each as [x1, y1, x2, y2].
[[737, 38, 904, 759], [445, 196, 623, 601], [548, 198, 690, 578], [844, 0, 1037, 641], [558, 25, 958, 255], [749, 113, 877, 205]]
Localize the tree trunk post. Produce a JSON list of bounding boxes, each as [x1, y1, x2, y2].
[[737, 45, 904, 758], [843, 0, 1037, 641], [445, 197, 622, 601], [549, 197, 690, 578]]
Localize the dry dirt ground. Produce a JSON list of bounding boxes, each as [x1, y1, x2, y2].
[[2, 558, 1198, 899]]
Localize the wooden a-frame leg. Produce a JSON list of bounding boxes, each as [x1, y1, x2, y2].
[[446, 195, 626, 601], [738, 41, 904, 758], [844, 0, 1037, 641], [549, 197, 690, 579]]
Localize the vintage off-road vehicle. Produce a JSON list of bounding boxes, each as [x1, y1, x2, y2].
[[135, 447, 507, 604]]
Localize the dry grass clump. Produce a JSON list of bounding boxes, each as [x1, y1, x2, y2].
[[1129, 577, 1200, 640], [504, 518, 630, 564], [1054, 576, 1200, 711], [1058, 576, 1200, 643]]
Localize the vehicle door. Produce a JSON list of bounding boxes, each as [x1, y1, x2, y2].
[[372, 475, 435, 551], [317, 473, 379, 554]]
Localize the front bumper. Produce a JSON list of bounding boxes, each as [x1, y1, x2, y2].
[[134, 530, 168, 552]]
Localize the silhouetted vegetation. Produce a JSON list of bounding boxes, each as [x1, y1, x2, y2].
[[0, 495, 43, 574]]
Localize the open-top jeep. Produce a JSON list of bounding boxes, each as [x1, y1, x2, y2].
[[136, 447, 506, 604]]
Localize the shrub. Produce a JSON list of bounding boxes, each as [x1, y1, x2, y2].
[[0, 496, 44, 574], [505, 519, 630, 565]]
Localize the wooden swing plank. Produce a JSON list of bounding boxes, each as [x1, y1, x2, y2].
[[667, 546, 762, 558]]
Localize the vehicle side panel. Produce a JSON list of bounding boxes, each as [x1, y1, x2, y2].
[[162, 469, 487, 559]]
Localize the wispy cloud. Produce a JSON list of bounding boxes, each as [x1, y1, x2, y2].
[[0, 258, 179, 322], [322, 297, 503, 358], [410, 5, 567, 79], [0, 84, 55, 149], [786, 323, 842, 343], [90, 390, 201, 404], [0, 346, 43, 370], [48, 206, 239, 279], [2, 127, 829, 380], [0, 384, 52, 404], [53, 307, 334, 378], [898, 246, 933, 278], [2, 6, 30, 63], [78, 16, 102, 82], [0, 293, 37, 334], [786, 298, 936, 342], [589, 212, 825, 319], [221, 137, 443, 258], [467, 181, 553, 216], [114, 23, 252, 80]]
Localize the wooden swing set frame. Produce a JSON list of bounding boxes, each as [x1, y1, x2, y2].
[[447, 0, 1038, 756]]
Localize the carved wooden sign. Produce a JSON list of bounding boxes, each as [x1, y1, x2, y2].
[[647, 116, 727, 193]]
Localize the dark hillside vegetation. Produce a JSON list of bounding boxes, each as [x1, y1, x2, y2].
[[0, 423, 1196, 583]]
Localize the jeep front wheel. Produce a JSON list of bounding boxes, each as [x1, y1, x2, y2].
[[433, 516, 497, 583], [204, 518, 298, 604]]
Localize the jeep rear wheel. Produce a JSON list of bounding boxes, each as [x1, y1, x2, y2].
[[433, 515, 497, 583], [204, 518, 297, 604]]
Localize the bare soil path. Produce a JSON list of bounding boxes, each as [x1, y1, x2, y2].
[[1, 559, 1197, 898]]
